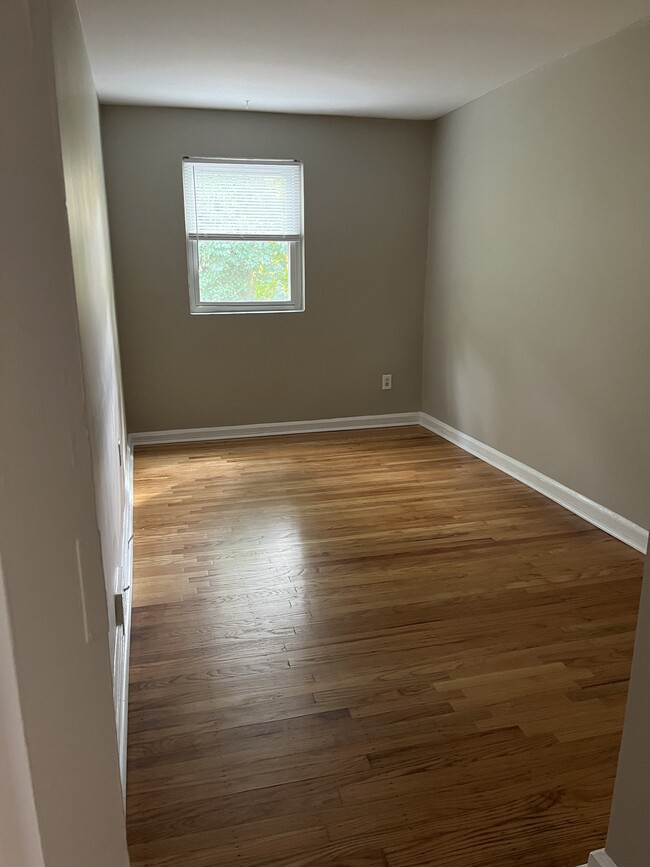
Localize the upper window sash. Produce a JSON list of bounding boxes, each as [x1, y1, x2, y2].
[[182, 157, 304, 241]]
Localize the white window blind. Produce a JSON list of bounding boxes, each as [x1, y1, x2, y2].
[[182, 158, 303, 240]]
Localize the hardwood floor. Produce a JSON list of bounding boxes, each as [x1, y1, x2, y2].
[[127, 426, 643, 867]]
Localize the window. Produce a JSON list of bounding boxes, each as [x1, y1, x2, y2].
[[182, 157, 304, 314]]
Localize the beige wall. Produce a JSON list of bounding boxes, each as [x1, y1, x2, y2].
[[606, 554, 650, 866], [422, 21, 650, 529], [0, 0, 128, 863], [51, 0, 128, 683], [101, 106, 432, 433], [0, 564, 44, 867]]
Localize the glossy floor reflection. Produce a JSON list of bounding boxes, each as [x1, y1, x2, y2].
[[127, 426, 643, 867]]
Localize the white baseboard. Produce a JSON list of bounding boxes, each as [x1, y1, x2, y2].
[[112, 442, 134, 803], [418, 413, 648, 554], [129, 412, 420, 447], [587, 849, 618, 867]]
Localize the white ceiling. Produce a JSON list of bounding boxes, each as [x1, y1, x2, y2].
[[76, 0, 650, 119]]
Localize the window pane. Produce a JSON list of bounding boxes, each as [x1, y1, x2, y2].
[[197, 240, 290, 303]]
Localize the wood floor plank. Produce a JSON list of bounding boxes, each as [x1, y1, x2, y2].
[[127, 426, 643, 866]]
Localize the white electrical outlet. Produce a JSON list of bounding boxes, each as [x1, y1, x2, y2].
[[382, 374, 392, 390]]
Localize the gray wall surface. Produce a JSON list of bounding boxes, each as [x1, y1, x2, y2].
[[0, 0, 128, 862], [422, 21, 650, 529], [51, 0, 128, 676], [606, 555, 650, 867], [0, 565, 43, 867], [101, 106, 432, 432]]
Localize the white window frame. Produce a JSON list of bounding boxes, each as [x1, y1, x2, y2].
[[182, 157, 305, 315]]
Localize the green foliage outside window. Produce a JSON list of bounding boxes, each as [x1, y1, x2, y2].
[[197, 240, 289, 303]]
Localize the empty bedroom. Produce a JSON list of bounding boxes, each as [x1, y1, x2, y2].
[[1, 2, 650, 866]]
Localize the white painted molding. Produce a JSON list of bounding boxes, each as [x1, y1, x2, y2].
[[112, 441, 134, 803], [129, 412, 420, 447], [419, 413, 648, 554], [587, 849, 618, 867]]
